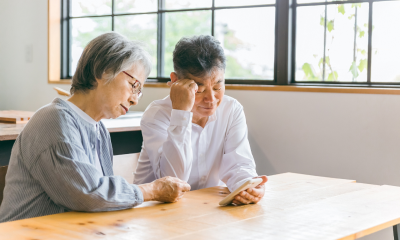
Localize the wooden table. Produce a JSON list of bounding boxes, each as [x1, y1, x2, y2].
[[2, 173, 400, 240], [0, 112, 144, 166]]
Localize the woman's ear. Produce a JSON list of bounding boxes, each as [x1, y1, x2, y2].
[[170, 72, 178, 83]]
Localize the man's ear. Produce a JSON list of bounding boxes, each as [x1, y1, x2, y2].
[[170, 72, 179, 83]]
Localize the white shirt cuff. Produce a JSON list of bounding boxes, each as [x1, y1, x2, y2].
[[170, 109, 193, 126]]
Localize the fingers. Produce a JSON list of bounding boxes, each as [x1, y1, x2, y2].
[[168, 177, 191, 192], [169, 183, 189, 202], [169, 79, 197, 111], [241, 189, 261, 203], [179, 182, 191, 192], [172, 79, 197, 89], [253, 175, 268, 186], [160, 177, 190, 202], [232, 199, 242, 205], [246, 186, 263, 197], [230, 188, 264, 206], [234, 194, 252, 205], [187, 81, 198, 93]]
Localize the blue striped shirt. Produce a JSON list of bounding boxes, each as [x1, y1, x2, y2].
[[0, 98, 143, 223]]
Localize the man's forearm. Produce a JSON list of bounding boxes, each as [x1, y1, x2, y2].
[[152, 109, 193, 181]]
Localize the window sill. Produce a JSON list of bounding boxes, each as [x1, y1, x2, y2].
[[47, 80, 400, 95], [142, 82, 400, 95], [48, 79, 72, 84]]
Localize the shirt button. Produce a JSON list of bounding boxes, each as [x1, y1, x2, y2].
[[91, 144, 95, 149], [183, 117, 187, 121]]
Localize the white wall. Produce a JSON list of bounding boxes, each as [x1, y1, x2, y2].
[[0, 0, 398, 239]]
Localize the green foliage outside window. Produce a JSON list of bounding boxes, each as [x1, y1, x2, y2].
[[71, 1, 270, 79], [302, 4, 370, 82]]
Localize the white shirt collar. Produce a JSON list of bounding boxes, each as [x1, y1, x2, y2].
[[208, 112, 217, 122], [64, 100, 98, 127]]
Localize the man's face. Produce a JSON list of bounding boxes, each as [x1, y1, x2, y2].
[[186, 68, 225, 119]]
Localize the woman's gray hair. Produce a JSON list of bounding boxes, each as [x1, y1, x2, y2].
[[70, 32, 152, 94]]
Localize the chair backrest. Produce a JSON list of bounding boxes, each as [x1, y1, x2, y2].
[[0, 165, 8, 206]]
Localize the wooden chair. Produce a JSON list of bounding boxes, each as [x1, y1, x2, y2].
[[0, 165, 8, 206]]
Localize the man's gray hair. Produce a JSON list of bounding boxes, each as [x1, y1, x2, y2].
[[71, 32, 152, 94]]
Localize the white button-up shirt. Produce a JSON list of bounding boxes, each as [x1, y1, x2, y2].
[[134, 95, 258, 191]]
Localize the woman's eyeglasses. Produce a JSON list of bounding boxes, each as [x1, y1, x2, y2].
[[122, 71, 143, 99]]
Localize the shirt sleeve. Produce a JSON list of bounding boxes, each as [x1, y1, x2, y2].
[[29, 141, 144, 212], [141, 109, 193, 182], [219, 103, 258, 192]]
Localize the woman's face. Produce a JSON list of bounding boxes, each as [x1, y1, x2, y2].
[[96, 64, 147, 119]]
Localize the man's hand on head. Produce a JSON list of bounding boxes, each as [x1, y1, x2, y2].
[[167, 79, 198, 112], [232, 175, 268, 205]]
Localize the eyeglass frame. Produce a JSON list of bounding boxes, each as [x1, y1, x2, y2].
[[122, 71, 143, 99]]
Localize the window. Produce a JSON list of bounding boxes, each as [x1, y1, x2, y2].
[[293, 0, 400, 85], [61, 0, 276, 84], [59, 0, 400, 87]]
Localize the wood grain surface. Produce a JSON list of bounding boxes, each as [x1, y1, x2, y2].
[[1, 173, 400, 240]]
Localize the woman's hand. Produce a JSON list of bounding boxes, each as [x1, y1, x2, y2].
[[138, 176, 191, 203], [232, 175, 268, 205]]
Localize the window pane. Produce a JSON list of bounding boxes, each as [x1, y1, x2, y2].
[[114, 0, 157, 14], [296, 6, 325, 81], [115, 15, 158, 78], [71, 0, 111, 17], [215, 7, 275, 80], [163, 11, 212, 77], [371, 1, 400, 83], [215, 0, 275, 7], [164, 0, 212, 10], [70, 17, 112, 76], [296, 3, 369, 82]]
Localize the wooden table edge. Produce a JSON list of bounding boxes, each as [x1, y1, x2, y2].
[[339, 217, 400, 240], [0, 134, 19, 141]]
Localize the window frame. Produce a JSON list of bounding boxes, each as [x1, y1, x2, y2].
[[291, 0, 400, 88], [48, 0, 400, 94], [61, 0, 278, 84]]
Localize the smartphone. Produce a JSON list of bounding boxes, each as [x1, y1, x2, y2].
[[219, 178, 263, 206]]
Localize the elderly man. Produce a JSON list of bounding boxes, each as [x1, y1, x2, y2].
[[134, 35, 267, 205]]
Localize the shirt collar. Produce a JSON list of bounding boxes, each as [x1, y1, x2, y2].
[[63, 99, 98, 127], [208, 111, 217, 123]]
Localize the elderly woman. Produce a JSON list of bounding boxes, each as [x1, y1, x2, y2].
[[0, 32, 190, 223]]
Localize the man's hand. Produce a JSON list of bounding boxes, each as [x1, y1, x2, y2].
[[232, 175, 268, 205], [138, 176, 191, 203], [167, 79, 198, 112]]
